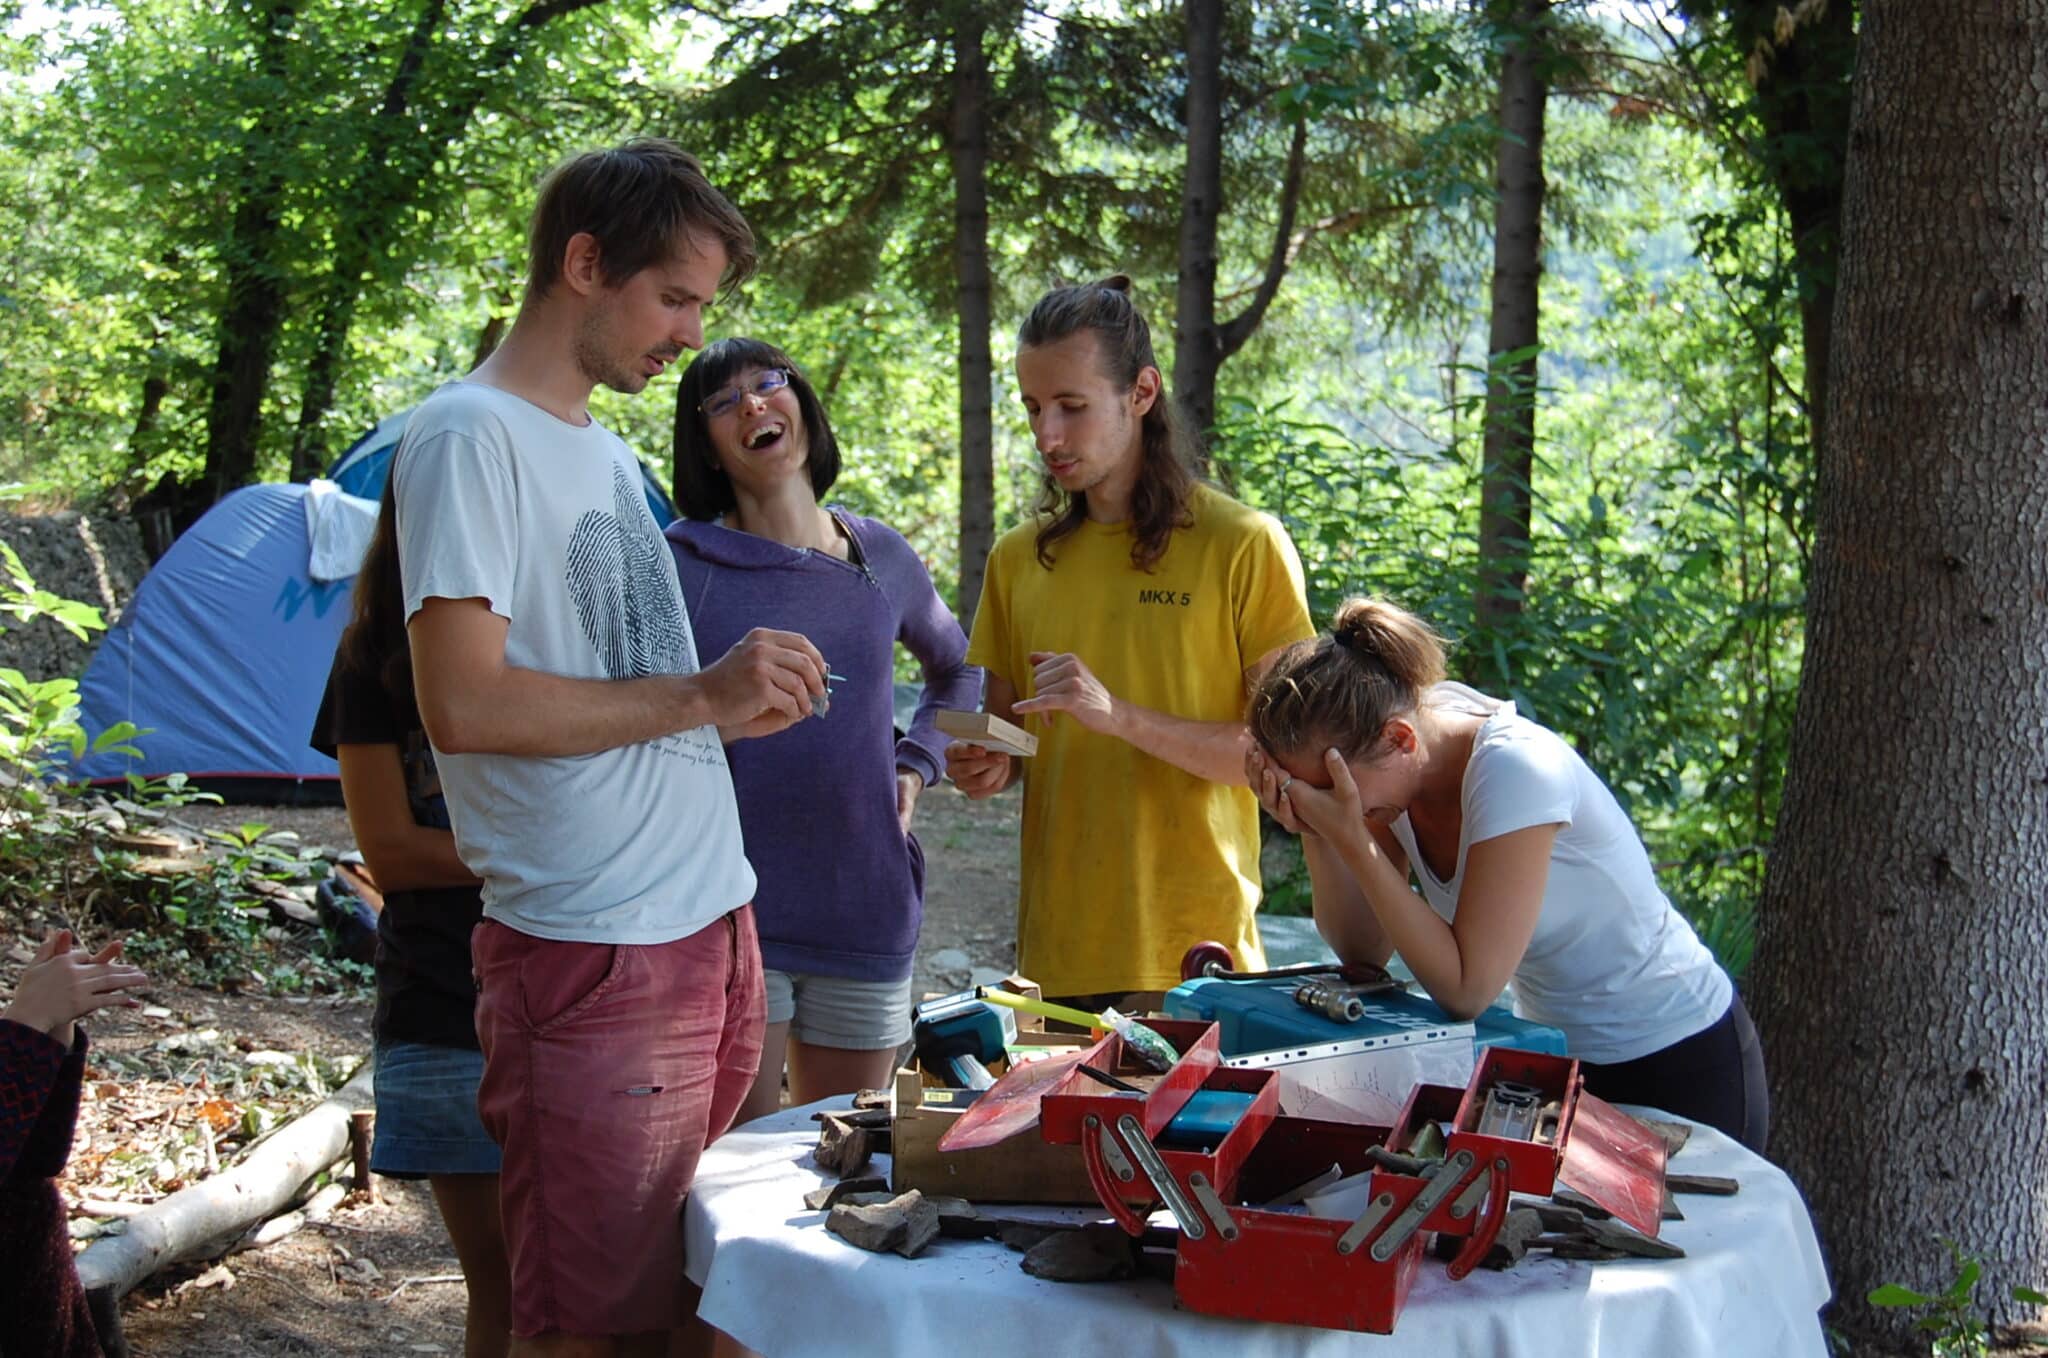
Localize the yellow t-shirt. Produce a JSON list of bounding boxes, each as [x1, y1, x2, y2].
[[966, 483, 1314, 994]]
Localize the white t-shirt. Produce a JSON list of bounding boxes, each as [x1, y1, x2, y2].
[[393, 381, 754, 944], [1389, 682, 1732, 1064]]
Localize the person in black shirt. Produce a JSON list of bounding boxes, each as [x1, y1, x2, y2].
[[311, 480, 509, 1358]]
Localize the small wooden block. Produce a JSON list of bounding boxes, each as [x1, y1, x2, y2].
[[936, 710, 1038, 757]]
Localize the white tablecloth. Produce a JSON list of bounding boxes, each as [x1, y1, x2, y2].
[[685, 1099, 1831, 1357]]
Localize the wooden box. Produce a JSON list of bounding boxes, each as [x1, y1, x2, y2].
[[889, 979, 1098, 1203]]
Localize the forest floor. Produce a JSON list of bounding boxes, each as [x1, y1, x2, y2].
[[13, 784, 1021, 1357]]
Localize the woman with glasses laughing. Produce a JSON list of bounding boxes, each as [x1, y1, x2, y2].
[[667, 338, 980, 1121]]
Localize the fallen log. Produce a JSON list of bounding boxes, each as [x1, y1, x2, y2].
[[76, 1057, 374, 1303]]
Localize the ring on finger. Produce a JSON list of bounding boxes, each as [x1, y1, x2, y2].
[[1276, 775, 1294, 797]]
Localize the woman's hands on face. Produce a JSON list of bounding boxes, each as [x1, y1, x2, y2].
[[1246, 746, 1370, 854], [1245, 745, 1307, 835]]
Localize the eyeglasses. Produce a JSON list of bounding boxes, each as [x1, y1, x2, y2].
[[700, 368, 792, 419]]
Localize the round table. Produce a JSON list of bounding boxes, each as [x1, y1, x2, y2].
[[684, 1098, 1831, 1357]]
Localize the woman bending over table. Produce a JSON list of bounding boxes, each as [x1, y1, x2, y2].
[[1244, 596, 1768, 1150]]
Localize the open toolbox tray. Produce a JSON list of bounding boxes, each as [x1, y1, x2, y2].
[[1048, 1039, 1664, 1335], [1036, 1019, 1280, 1219]]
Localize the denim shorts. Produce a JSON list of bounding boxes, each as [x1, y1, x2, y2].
[[370, 1041, 503, 1179], [762, 967, 913, 1050]]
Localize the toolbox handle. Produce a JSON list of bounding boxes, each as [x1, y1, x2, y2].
[[1445, 1157, 1514, 1282]]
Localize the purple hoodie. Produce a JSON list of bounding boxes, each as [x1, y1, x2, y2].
[[666, 510, 980, 981]]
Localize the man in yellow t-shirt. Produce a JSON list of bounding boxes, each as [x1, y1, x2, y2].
[[948, 277, 1314, 1001]]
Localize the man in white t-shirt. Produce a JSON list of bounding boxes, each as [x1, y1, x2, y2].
[[395, 140, 826, 1357]]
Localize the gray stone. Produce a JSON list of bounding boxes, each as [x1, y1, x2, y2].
[[1018, 1224, 1136, 1282], [999, 1224, 1059, 1252], [826, 1199, 906, 1253], [814, 1114, 874, 1178], [803, 1177, 889, 1211], [1636, 1117, 1695, 1158], [825, 1190, 941, 1259], [1581, 1216, 1686, 1260], [927, 947, 972, 974]]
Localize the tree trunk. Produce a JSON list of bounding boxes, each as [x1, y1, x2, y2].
[[288, 0, 449, 483], [1473, 0, 1550, 676], [1737, 0, 1855, 458], [198, 0, 299, 519], [951, 5, 994, 629], [1750, 3, 2048, 1348], [1686, 0, 1854, 452], [287, 0, 603, 480], [1173, 0, 1224, 442], [75, 1059, 374, 1301]]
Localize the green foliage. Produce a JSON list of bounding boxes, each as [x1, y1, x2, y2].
[[0, 543, 363, 994], [1213, 95, 1807, 978], [3, 5, 1822, 995], [0, 541, 134, 819], [1869, 1239, 2048, 1358]]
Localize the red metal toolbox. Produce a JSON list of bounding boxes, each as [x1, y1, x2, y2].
[[1060, 1044, 1668, 1335]]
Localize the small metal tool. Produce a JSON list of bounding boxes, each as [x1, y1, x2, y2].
[[1293, 979, 1367, 1023], [1476, 1080, 1544, 1141]]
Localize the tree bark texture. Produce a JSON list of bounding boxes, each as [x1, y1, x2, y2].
[[951, 6, 995, 630], [1473, 0, 1550, 670], [1173, 0, 1223, 440], [1708, 0, 1856, 458], [198, 0, 299, 521], [287, 0, 449, 483], [286, 0, 604, 482], [1751, 3, 2048, 1345]]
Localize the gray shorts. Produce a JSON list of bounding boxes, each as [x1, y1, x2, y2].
[[762, 968, 913, 1050]]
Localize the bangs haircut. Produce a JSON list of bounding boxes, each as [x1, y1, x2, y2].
[[526, 138, 757, 299], [672, 337, 842, 520]]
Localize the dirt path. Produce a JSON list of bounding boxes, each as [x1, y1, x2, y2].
[[69, 784, 1021, 1356]]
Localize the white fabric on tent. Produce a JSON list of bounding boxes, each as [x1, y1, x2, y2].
[[685, 1098, 1830, 1358], [302, 477, 381, 583]]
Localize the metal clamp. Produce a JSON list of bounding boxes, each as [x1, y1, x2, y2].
[[1369, 1148, 1478, 1262], [1116, 1113, 1206, 1241], [1448, 1164, 1493, 1220], [1087, 1114, 1136, 1183], [1336, 1190, 1400, 1256], [1186, 1171, 1240, 1242]]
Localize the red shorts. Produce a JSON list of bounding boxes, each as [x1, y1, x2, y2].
[[472, 907, 764, 1338]]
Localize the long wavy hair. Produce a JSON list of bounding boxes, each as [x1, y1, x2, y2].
[[1017, 276, 1199, 572], [337, 477, 416, 726]]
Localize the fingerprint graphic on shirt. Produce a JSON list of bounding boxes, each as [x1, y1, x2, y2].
[[565, 461, 692, 680]]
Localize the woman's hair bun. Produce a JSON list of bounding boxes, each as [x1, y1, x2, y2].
[[1092, 273, 1134, 296], [1329, 597, 1447, 691]]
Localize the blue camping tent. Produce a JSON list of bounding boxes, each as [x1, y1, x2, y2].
[[72, 410, 679, 801], [330, 405, 676, 527], [72, 482, 358, 802]]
